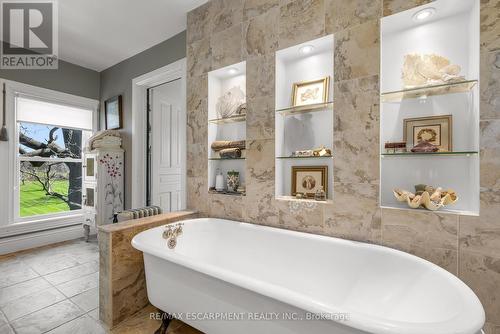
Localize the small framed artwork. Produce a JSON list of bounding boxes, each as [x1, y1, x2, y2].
[[403, 115, 452, 151], [291, 166, 328, 198], [292, 77, 330, 107], [105, 95, 123, 130]]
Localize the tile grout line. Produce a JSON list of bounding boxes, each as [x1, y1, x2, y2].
[[39, 300, 93, 334], [14, 243, 98, 279], [42, 241, 100, 330], [2, 284, 64, 323], [0, 258, 41, 290], [7, 287, 98, 331], [4, 280, 85, 329]]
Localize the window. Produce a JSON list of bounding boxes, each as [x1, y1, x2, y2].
[[16, 96, 93, 220]]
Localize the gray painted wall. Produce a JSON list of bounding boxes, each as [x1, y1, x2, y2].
[[0, 30, 186, 211], [99, 31, 187, 209], [0, 59, 100, 99]]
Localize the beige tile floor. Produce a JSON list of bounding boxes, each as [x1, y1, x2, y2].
[[0, 238, 201, 334]]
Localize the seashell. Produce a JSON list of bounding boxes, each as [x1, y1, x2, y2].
[[408, 195, 422, 208], [393, 189, 414, 202], [430, 187, 443, 202], [425, 185, 436, 194], [393, 186, 458, 211], [420, 191, 444, 211], [442, 190, 459, 206], [235, 103, 247, 115], [216, 86, 246, 119]]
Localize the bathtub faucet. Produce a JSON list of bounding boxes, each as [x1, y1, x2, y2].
[[163, 223, 184, 249]]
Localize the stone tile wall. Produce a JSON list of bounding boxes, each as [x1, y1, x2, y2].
[[186, 0, 500, 331], [98, 211, 198, 329]]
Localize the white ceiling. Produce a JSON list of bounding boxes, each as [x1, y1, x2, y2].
[[58, 0, 207, 72]]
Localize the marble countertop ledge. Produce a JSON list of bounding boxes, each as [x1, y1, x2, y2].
[[98, 211, 197, 234]]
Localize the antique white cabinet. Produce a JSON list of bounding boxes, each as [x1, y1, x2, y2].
[[82, 147, 124, 240]]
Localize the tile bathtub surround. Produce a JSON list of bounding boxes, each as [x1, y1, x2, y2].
[[186, 0, 500, 331], [381, 208, 459, 274], [97, 211, 198, 329]]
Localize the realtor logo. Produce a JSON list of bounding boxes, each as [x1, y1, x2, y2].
[[1, 0, 58, 69]]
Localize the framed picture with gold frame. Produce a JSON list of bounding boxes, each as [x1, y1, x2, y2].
[[291, 166, 328, 198], [292, 77, 330, 107], [403, 115, 452, 152]]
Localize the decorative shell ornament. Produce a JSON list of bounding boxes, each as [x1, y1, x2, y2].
[[402, 54, 465, 89], [393, 185, 458, 211], [216, 86, 246, 119]]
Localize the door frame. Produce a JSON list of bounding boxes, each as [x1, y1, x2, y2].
[[131, 58, 186, 209]]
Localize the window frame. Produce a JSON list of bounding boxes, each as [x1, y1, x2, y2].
[[0, 80, 98, 237]]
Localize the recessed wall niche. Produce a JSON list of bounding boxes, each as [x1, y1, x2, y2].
[[380, 0, 480, 215], [207, 61, 246, 196], [275, 35, 334, 201]]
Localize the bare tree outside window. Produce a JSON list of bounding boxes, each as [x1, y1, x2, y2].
[[18, 122, 87, 217]]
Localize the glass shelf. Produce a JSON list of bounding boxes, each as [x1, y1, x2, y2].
[[208, 114, 246, 124], [208, 157, 245, 161], [381, 151, 478, 157], [381, 80, 478, 103], [276, 101, 333, 116], [380, 205, 478, 217], [276, 155, 333, 159]]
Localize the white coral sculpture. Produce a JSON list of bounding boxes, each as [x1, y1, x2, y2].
[[402, 54, 465, 88]]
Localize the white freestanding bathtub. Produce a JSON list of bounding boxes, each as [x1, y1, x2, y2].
[[132, 218, 485, 334]]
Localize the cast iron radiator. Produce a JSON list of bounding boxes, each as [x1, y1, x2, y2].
[[113, 206, 163, 223]]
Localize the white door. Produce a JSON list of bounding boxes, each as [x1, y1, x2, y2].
[[149, 79, 186, 212]]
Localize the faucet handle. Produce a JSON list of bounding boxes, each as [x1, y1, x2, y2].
[[162, 225, 173, 239], [175, 225, 183, 236]]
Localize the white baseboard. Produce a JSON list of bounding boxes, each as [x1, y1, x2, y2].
[[0, 224, 91, 255], [0, 213, 85, 238]]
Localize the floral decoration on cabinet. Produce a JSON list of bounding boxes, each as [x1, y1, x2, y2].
[[99, 153, 123, 220]]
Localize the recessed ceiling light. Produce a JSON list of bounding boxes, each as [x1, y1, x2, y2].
[[412, 7, 436, 22], [299, 45, 314, 55], [227, 67, 238, 75]]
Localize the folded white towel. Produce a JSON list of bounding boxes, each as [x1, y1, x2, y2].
[[87, 130, 121, 150], [92, 136, 122, 148]]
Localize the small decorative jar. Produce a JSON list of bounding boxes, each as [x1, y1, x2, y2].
[[227, 170, 239, 192], [295, 192, 305, 199], [314, 186, 326, 201]]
